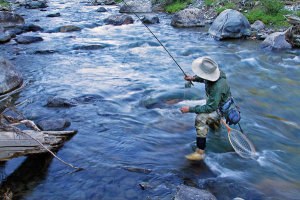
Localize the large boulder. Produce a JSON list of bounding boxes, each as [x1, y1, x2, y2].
[[25, 0, 48, 9], [104, 14, 133, 26], [261, 29, 292, 50], [0, 57, 23, 95], [174, 185, 217, 200], [119, 0, 152, 13], [0, 11, 25, 28], [171, 8, 205, 28], [209, 9, 250, 39]]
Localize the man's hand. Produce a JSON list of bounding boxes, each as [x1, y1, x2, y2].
[[180, 106, 189, 114], [184, 75, 195, 82]]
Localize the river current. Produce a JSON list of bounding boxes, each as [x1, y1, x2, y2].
[[0, 0, 300, 199]]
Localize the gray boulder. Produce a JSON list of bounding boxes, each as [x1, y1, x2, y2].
[[261, 29, 292, 50], [37, 118, 71, 131], [141, 15, 159, 24], [251, 20, 264, 31], [174, 185, 217, 200], [18, 23, 44, 32], [58, 25, 81, 32], [104, 14, 133, 26], [119, 0, 152, 13], [25, 1, 47, 9], [0, 29, 11, 43], [0, 11, 25, 28], [171, 8, 205, 28], [0, 57, 23, 95], [209, 9, 250, 39], [15, 36, 43, 44]]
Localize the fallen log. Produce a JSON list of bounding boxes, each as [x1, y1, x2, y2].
[[0, 130, 77, 161]]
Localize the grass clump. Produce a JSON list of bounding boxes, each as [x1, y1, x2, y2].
[[244, 9, 292, 28], [165, 0, 191, 13], [0, 0, 9, 7], [261, 0, 284, 15]]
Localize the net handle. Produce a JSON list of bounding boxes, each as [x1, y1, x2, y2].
[[221, 119, 231, 132]]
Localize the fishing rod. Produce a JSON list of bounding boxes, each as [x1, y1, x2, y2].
[[120, 0, 193, 86]]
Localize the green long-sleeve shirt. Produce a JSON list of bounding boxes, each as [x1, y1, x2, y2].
[[188, 70, 231, 114]]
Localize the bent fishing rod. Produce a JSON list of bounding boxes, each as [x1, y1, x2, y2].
[[120, 0, 193, 86]]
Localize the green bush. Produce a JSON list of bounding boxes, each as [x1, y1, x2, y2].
[[0, 0, 9, 7], [205, 0, 217, 7], [297, 11, 300, 17], [165, 0, 190, 13], [244, 9, 291, 27], [216, 2, 235, 15], [261, 0, 284, 15]]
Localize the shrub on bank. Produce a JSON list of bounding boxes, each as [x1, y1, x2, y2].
[[164, 0, 191, 13]]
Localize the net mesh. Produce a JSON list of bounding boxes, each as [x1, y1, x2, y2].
[[228, 129, 256, 159]]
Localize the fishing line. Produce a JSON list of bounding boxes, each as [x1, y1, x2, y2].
[[120, 0, 193, 86]]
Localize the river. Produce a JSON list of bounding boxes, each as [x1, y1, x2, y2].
[[0, 0, 300, 199]]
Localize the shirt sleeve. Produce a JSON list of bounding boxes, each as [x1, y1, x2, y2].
[[189, 84, 222, 114], [193, 75, 204, 83]]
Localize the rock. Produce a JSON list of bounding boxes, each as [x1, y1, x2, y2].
[[119, 0, 152, 13], [0, 56, 23, 95], [96, 7, 107, 12], [104, 14, 133, 26], [141, 15, 159, 24], [171, 8, 205, 28], [37, 118, 71, 131], [18, 23, 43, 32], [288, 25, 300, 48], [0, 11, 25, 28], [251, 20, 264, 31], [46, 96, 77, 107], [103, 0, 116, 5], [73, 94, 104, 103], [261, 29, 292, 50], [209, 9, 251, 39], [72, 44, 106, 50], [0, 32, 11, 43], [256, 32, 268, 40], [34, 50, 58, 54], [174, 185, 217, 200], [15, 36, 43, 44], [46, 13, 61, 17], [25, 1, 47, 9], [58, 25, 81, 32]]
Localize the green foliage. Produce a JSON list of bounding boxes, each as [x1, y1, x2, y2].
[[205, 0, 217, 7], [244, 9, 291, 28], [297, 11, 300, 17], [216, 2, 235, 15], [261, 0, 284, 15], [0, 0, 9, 7], [165, 0, 190, 13]]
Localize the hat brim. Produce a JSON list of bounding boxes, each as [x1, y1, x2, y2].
[[192, 57, 220, 82]]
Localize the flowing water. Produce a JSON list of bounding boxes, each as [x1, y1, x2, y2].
[[1, 1, 300, 199]]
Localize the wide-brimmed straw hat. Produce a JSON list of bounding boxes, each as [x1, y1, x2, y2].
[[192, 57, 220, 82]]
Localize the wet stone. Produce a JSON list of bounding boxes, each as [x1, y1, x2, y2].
[[0, 32, 11, 43], [58, 25, 81, 32], [96, 7, 107, 12], [37, 118, 71, 131], [174, 185, 217, 200], [72, 44, 106, 50], [141, 15, 159, 24], [0, 11, 25, 28], [18, 24, 44, 32], [15, 36, 43, 44], [34, 50, 58, 54], [46, 13, 60, 17], [25, 1, 48, 9], [104, 14, 133, 26], [46, 96, 77, 107]]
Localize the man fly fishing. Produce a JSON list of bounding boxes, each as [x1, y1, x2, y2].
[[180, 57, 237, 161]]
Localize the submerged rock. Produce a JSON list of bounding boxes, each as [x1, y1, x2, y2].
[[15, 36, 43, 44], [174, 185, 217, 200], [72, 44, 106, 50], [171, 8, 205, 28], [119, 0, 152, 13], [0, 56, 23, 95], [104, 14, 133, 26], [58, 25, 81, 32], [96, 7, 107, 12], [46, 13, 61, 17], [37, 118, 71, 131], [209, 9, 250, 39], [46, 96, 77, 107], [141, 15, 159, 24], [0, 31, 11, 43], [0, 11, 25, 28], [18, 23, 44, 32]]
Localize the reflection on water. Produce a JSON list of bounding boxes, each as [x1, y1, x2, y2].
[[0, 0, 299, 199]]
